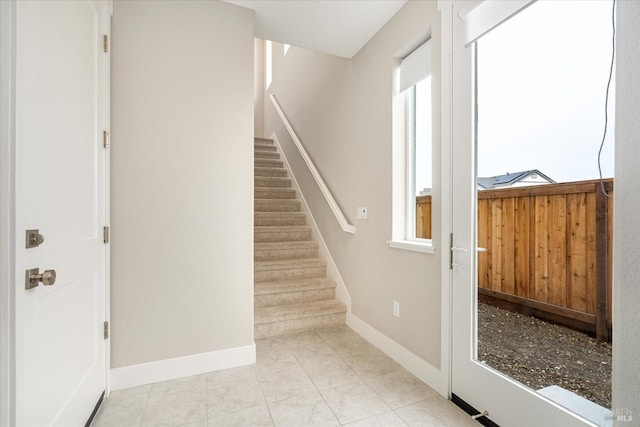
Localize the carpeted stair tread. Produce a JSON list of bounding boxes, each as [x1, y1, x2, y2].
[[254, 257, 326, 272], [254, 299, 346, 325], [255, 212, 306, 218], [254, 137, 274, 144], [254, 258, 327, 282], [255, 277, 336, 295], [254, 240, 318, 260], [255, 158, 284, 168], [255, 177, 292, 188], [254, 143, 277, 152], [254, 213, 306, 226], [254, 277, 336, 300], [255, 241, 317, 251], [255, 187, 296, 199], [254, 225, 311, 242], [255, 151, 280, 160], [254, 225, 311, 237], [254, 167, 287, 178], [255, 199, 301, 212], [255, 278, 337, 307], [254, 225, 311, 232]]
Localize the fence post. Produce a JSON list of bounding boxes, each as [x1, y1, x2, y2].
[[595, 183, 610, 342]]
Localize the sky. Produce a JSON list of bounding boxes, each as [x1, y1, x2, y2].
[[477, 0, 616, 183]]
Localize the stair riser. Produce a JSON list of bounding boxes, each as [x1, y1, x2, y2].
[[255, 138, 274, 145], [255, 288, 336, 308], [255, 152, 280, 160], [254, 230, 312, 243], [254, 216, 306, 226], [255, 178, 291, 188], [255, 201, 300, 212], [254, 190, 296, 200], [255, 266, 326, 283], [255, 159, 284, 168], [255, 168, 287, 178], [255, 312, 346, 339], [254, 247, 318, 261], [254, 144, 277, 152]]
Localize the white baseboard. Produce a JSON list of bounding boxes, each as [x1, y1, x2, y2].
[[346, 313, 448, 397], [110, 344, 256, 391]]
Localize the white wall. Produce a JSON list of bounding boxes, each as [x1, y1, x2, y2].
[[613, 1, 640, 422], [263, 1, 442, 367], [111, 0, 254, 368]]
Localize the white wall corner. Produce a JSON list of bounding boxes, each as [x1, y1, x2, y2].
[[269, 132, 353, 315], [110, 344, 256, 392], [346, 313, 448, 397]]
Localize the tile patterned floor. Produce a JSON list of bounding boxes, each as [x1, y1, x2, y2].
[[92, 326, 479, 426]]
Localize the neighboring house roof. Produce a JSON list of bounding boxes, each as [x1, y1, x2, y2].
[[477, 169, 555, 190]]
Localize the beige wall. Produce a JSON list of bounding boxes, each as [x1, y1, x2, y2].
[[254, 39, 265, 137], [111, 0, 254, 368], [263, 1, 442, 367], [613, 0, 640, 421]]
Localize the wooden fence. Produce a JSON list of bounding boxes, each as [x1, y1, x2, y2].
[[416, 196, 432, 241], [416, 179, 613, 341]]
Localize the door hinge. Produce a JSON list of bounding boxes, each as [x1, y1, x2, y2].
[[103, 321, 109, 339], [103, 130, 109, 148], [449, 233, 454, 270], [103, 226, 110, 244], [103, 35, 109, 53]]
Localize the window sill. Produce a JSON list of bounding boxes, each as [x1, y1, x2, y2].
[[387, 239, 436, 254]]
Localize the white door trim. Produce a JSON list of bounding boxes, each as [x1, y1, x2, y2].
[[438, 0, 454, 400], [0, 1, 17, 426], [103, 1, 113, 398]]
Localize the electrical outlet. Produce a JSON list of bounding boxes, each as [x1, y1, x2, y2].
[[393, 301, 400, 318], [357, 206, 368, 219]]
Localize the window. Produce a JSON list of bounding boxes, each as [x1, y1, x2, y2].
[[406, 76, 432, 240], [390, 39, 433, 253], [265, 40, 272, 88]]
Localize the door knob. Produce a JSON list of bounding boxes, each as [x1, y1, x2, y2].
[[25, 268, 57, 289]]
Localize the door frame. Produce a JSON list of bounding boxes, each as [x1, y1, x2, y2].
[[437, 0, 454, 400], [445, 1, 610, 425], [0, 1, 17, 425], [0, 2, 112, 425]]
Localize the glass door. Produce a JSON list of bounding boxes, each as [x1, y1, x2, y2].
[[449, 1, 614, 426]]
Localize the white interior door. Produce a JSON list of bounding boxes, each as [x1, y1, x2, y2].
[[449, 1, 596, 426], [14, 1, 109, 425]]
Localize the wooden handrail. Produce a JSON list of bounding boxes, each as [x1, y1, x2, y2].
[[269, 94, 356, 234]]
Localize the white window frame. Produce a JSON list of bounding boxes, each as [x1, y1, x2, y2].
[[389, 40, 435, 254]]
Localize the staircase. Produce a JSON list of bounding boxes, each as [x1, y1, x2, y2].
[[254, 137, 347, 338]]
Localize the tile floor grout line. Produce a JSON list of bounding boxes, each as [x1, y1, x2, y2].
[[305, 330, 344, 426]]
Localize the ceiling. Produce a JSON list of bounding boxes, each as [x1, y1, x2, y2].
[[224, 0, 408, 58]]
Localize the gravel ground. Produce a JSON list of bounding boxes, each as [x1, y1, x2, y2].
[[477, 303, 612, 409]]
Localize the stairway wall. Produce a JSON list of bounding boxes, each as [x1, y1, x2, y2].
[[263, 1, 443, 368], [111, 0, 254, 369]]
